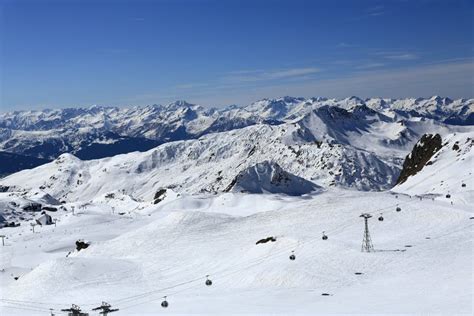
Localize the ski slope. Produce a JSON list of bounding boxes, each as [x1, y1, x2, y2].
[[0, 187, 472, 315]]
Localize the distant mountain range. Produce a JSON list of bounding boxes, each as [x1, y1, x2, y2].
[[0, 96, 472, 178]]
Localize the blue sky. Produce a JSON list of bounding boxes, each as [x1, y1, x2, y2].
[[1, 0, 473, 110]]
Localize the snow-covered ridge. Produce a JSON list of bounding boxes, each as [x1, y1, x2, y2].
[[0, 122, 403, 201], [1, 96, 473, 196], [0, 96, 472, 163]]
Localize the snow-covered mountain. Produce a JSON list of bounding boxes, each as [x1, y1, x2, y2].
[[0, 99, 473, 315], [1, 95, 473, 199], [0, 140, 472, 314], [1, 96, 472, 167]]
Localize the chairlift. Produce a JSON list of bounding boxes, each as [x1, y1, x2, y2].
[[461, 183, 466, 188], [378, 214, 384, 221], [322, 232, 328, 240], [396, 206, 401, 212], [161, 296, 169, 308], [446, 194, 451, 198], [205, 275, 213, 286], [289, 251, 296, 261]]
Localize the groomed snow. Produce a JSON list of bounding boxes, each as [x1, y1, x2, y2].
[[0, 186, 472, 315]]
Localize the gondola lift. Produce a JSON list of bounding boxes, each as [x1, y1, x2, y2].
[[378, 214, 384, 221], [461, 183, 466, 188], [289, 251, 296, 261], [322, 231, 328, 240], [161, 296, 169, 308], [396, 206, 401, 212], [205, 275, 213, 286]]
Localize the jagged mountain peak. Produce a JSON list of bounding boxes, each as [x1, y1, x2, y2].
[[165, 100, 196, 109]]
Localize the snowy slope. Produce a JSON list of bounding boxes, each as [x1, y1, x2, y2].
[[0, 121, 406, 203], [0, 188, 471, 315]]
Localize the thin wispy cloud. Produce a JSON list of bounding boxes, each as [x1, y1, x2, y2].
[[384, 53, 419, 60], [367, 5, 385, 17], [373, 51, 419, 61], [224, 67, 321, 83], [337, 42, 356, 48], [171, 60, 474, 108], [356, 62, 386, 69]]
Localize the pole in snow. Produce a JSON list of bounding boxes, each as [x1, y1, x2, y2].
[[0, 235, 5, 246], [30, 222, 36, 233], [360, 213, 374, 252]]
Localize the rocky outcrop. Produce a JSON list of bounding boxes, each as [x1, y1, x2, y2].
[[22, 202, 42, 212], [256, 236, 277, 245], [75, 240, 90, 251], [153, 188, 167, 204], [396, 134, 443, 185]]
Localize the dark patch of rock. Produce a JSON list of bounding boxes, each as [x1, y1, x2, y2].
[[153, 188, 167, 204], [75, 240, 90, 251], [396, 134, 443, 185], [256, 236, 277, 245]]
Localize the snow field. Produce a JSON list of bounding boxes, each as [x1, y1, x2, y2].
[[1, 188, 472, 315]]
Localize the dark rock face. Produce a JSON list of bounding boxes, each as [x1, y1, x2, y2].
[[0, 185, 10, 192], [153, 189, 167, 204], [22, 202, 42, 212], [396, 134, 443, 185], [42, 206, 58, 212]]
